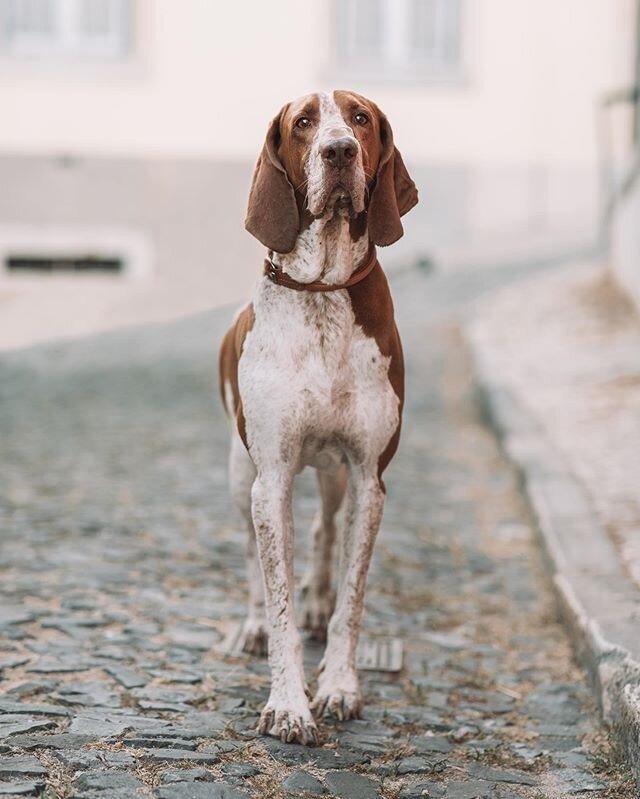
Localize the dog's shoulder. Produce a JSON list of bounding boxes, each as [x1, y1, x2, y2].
[[347, 262, 402, 364], [347, 262, 404, 482], [219, 301, 255, 419]]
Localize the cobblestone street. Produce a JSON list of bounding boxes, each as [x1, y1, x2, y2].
[[0, 266, 634, 798]]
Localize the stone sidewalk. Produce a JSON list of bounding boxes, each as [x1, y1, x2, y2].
[[0, 266, 635, 798], [467, 262, 640, 790], [468, 262, 640, 588]]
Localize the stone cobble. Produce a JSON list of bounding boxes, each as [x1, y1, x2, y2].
[[0, 267, 634, 798]]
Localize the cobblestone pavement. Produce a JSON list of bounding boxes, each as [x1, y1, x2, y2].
[[0, 266, 634, 798]]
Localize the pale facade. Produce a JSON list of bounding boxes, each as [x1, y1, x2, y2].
[[0, 0, 634, 165], [0, 0, 637, 343]]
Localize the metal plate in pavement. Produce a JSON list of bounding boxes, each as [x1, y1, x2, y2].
[[219, 623, 402, 673]]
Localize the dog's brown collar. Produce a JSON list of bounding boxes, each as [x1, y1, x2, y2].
[[264, 246, 377, 292]]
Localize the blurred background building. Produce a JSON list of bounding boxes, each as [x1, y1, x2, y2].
[[0, 0, 637, 346]]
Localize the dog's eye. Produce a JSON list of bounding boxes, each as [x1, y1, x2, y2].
[[354, 112, 369, 126], [295, 117, 312, 130]]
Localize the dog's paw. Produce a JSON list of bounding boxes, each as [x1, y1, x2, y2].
[[238, 617, 269, 657], [311, 670, 362, 721], [300, 585, 335, 642], [258, 701, 319, 746]]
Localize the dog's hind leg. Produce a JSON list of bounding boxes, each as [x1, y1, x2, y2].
[[300, 465, 347, 641], [229, 430, 268, 656]]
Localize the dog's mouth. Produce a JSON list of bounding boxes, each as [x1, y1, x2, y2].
[[335, 190, 354, 211], [319, 183, 364, 218], [306, 154, 367, 218]]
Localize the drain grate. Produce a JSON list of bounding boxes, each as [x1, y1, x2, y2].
[[7, 255, 123, 272], [220, 623, 403, 673], [357, 637, 403, 672]]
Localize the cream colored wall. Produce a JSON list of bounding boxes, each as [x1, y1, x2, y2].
[[0, 0, 633, 167], [373, 0, 633, 167], [0, 0, 325, 157]]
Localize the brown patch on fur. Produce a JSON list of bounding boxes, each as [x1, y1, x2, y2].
[[347, 261, 404, 487], [333, 90, 383, 183], [278, 94, 321, 199], [245, 107, 300, 254], [349, 210, 368, 242], [334, 90, 418, 247], [219, 303, 255, 447]]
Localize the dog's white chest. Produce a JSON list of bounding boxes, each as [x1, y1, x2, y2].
[[238, 286, 399, 471]]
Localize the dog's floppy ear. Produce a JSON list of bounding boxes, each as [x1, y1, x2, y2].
[[368, 109, 419, 247], [245, 107, 299, 254]]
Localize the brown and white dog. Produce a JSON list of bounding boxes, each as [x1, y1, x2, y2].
[[219, 90, 418, 745]]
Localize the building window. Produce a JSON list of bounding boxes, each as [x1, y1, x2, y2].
[[0, 0, 130, 60], [336, 0, 463, 81]]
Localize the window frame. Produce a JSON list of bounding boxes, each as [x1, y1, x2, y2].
[[333, 0, 467, 85], [0, 0, 131, 62]]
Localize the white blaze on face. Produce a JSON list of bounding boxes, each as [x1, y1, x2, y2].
[[306, 92, 366, 217]]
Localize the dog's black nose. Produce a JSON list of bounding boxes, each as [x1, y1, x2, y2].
[[321, 137, 357, 168]]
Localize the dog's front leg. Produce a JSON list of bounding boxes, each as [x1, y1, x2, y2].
[[312, 465, 384, 720], [251, 470, 318, 745], [300, 466, 347, 641]]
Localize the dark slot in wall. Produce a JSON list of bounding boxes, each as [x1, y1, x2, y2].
[[6, 255, 123, 272]]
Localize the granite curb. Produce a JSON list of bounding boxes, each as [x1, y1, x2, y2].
[[466, 325, 640, 789]]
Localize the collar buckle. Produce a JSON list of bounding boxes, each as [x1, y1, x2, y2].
[[265, 260, 279, 284]]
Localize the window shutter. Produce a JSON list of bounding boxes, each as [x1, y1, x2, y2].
[[7, 0, 55, 35], [2, 0, 57, 56], [336, 0, 462, 80], [75, 0, 129, 57], [338, 0, 383, 68], [410, 0, 461, 69], [0, 0, 129, 59]]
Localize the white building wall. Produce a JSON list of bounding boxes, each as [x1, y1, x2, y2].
[[612, 176, 640, 311], [0, 0, 632, 166], [0, 0, 636, 346], [0, 0, 636, 282]]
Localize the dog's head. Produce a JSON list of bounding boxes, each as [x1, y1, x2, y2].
[[245, 90, 419, 254]]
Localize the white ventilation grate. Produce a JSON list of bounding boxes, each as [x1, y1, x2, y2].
[[0, 226, 152, 279]]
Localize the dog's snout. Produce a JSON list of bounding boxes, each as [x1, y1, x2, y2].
[[321, 137, 357, 169]]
